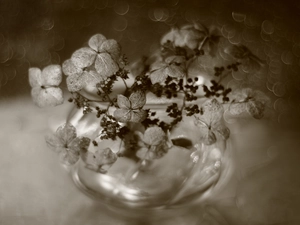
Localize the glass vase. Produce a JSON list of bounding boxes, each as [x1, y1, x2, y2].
[[65, 96, 233, 221]]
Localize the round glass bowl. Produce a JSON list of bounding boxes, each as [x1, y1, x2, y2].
[[67, 98, 233, 219]]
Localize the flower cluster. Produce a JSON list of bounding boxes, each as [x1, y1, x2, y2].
[[62, 34, 122, 92], [29, 23, 269, 172]]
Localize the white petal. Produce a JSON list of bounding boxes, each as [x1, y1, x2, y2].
[[31, 87, 63, 107], [71, 47, 96, 69], [41, 64, 62, 86], [95, 53, 119, 78], [117, 94, 130, 109], [129, 90, 146, 109], [62, 59, 82, 76], [100, 39, 121, 62], [143, 126, 165, 146], [28, 67, 42, 87], [88, 34, 106, 52]]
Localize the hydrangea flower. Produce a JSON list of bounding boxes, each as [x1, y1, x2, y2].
[[135, 126, 172, 160], [194, 98, 230, 145], [73, 34, 120, 76], [62, 34, 121, 92], [149, 55, 186, 84], [62, 59, 103, 92], [28, 65, 63, 107], [80, 147, 118, 173], [161, 23, 220, 56], [45, 123, 91, 165], [161, 24, 207, 49], [114, 90, 147, 123], [229, 88, 270, 119]]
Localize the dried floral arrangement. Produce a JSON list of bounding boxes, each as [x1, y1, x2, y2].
[[29, 23, 269, 174]]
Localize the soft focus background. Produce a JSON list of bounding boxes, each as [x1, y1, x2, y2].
[[0, 0, 300, 224]]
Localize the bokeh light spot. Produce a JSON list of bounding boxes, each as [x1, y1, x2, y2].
[[41, 18, 54, 31], [262, 20, 274, 34], [232, 12, 246, 22], [114, 0, 130, 15], [113, 16, 128, 31], [96, 0, 109, 9], [273, 82, 286, 97], [281, 51, 294, 65]]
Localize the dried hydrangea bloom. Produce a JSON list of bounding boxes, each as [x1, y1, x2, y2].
[[194, 98, 230, 145], [62, 33, 121, 92], [80, 147, 118, 173], [62, 59, 104, 92], [161, 24, 207, 49], [72, 34, 120, 77], [46, 123, 91, 165], [28, 65, 63, 107], [136, 126, 172, 160], [149, 55, 186, 84], [229, 88, 270, 119], [114, 90, 147, 123], [161, 23, 220, 56]]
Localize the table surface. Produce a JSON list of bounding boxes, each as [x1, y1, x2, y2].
[[0, 96, 299, 225]]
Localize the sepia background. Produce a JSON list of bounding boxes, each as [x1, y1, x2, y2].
[[0, 0, 300, 224]]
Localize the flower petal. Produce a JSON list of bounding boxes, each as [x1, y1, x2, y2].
[[200, 128, 217, 145], [206, 36, 220, 57], [161, 27, 180, 45], [94, 148, 118, 166], [150, 61, 166, 71], [130, 109, 147, 123], [198, 98, 224, 127], [41, 64, 62, 86], [247, 100, 265, 119], [149, 68, 168, 84], [67, 70, 103, 92], [100, 39, 121, 62], [62, 59, 82, 76], [229, 101, 247, 115], [165, 55, 185, 64], [185, 30, 206, 49], [66, 72, 85, 92], [80, 149, 97, 169], [143, 126, 165, 146], [165, 64, 185, 78], [59, 149, 80, 165], [56, 123, 77, 146], [129, 90, 146, 109], [84, 70, 104, 87], [71, 47, 96, 69], [68, 136, 91, 153], [224, 44, 247, 59], [45, 134, 65, 152], [214, 123, 230, 141], [117, 94, 130, 109], [88, 34, 106, 52], [114, 108, 131, 122], [28, 67, 42, 87], [136, 147, 148, 159], [31, 86, 63, 107], [82, 148, 117, 173], [194, 22, 209, 34], [95, 53, 119, 78], [151, 142, 169, 159]]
